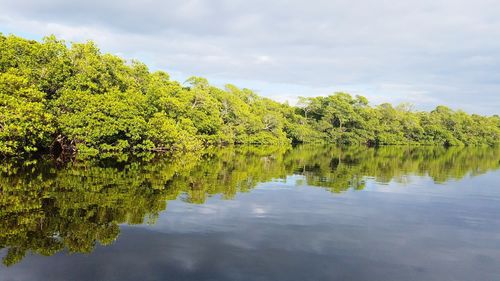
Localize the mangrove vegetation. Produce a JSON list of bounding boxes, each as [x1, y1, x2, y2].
[[1, 34, 499, 156]]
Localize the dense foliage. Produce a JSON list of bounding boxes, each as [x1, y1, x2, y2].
[[1, 145, 500, 265], [1, 34, 499, 156]]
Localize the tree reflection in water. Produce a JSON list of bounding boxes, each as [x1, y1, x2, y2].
[[1, 145, 499, 266]]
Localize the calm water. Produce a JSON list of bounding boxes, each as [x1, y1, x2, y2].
[[1, 145, 500, 281]]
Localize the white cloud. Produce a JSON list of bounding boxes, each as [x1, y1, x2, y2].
[[0, 0, 499, 114]]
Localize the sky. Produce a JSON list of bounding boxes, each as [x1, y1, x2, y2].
[[0, 0, 499, 115]]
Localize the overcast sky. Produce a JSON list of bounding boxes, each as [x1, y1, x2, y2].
[[0, 0, 499, 114]]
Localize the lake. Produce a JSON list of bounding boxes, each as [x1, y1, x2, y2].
[[1, 145, 500, 281]]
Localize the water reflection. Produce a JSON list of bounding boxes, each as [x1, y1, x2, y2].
[[0, 145, 499, 267]]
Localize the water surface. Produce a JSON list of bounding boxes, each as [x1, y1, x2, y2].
[[1, 145, 500, 281]]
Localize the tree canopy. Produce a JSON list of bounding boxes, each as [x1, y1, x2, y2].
[[1, 34, 499, 156]]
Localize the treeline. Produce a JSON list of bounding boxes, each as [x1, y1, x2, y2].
[[1, 145, 500, 265], [1, 34, 499, 156]]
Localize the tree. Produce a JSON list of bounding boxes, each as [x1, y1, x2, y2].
[[0, 73, 55, 155], [0, 33, 498, 157]]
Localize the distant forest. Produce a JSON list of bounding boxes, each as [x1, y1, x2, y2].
[[1, 34, 499, 156]]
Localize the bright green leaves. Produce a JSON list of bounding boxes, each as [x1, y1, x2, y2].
[[34, 36, 73, 97], [0, 35, 72, 98], [297, 93, 500, 146], [0, 33, 498, 157], [53, 89, 149, 152], [147, 112, 202, 151], [0, 73, 55, 155]]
